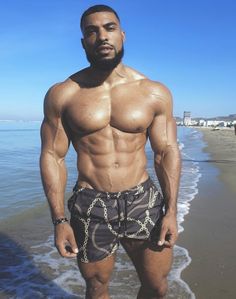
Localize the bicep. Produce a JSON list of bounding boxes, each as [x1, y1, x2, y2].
[[40, 118, 70, 160], [148, 82, 176, 150], [148, 114, 177, 155], [148, 89, 177, 155], [41, 87, 70, 159]]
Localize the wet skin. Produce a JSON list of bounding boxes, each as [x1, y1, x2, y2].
[[40, 11, 181, 299]]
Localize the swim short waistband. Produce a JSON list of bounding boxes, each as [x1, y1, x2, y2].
[[72, 177, 154, 199]]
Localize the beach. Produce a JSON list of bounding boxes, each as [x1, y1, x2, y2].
[[0, 123, 198, 298], [1, 123, 235, 298], [178, 127, 236, 299]]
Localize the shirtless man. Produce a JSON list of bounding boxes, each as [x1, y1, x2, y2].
[[40, 5, 181, 299]]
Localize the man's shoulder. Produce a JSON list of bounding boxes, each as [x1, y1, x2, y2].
[[44, 77, 80, 109], [141, 79, 172, 100], [47, 77, 79, 98], [125, 66, 171, 99], [131, 73, 173, 115]]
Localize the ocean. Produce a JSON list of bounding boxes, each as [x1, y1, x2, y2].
[[0, 121, 208, 298]]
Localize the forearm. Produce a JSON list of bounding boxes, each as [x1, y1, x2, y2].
[[155, 144, 181, 215], [40, 152, 67, 219]]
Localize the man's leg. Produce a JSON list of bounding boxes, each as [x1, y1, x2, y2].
[[78, 254, 116, 299], [121, 238, 173, 299]]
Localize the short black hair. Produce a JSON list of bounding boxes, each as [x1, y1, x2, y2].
[[80, 4, 120, 30]]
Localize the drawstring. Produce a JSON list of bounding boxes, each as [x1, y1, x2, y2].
[[116, 197, 122, 235], [124, 194, 128, 233], [116, 193, 128, 236]]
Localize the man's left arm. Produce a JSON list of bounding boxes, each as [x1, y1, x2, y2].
[[148, 84, 181, 248]]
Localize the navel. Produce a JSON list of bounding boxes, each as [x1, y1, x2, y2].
[[113, 162, 120, 168]]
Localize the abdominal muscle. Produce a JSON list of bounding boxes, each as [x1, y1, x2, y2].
[[72, 127, 149, 192]]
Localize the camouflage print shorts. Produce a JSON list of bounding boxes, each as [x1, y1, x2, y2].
[[68, 177, 164, 263]]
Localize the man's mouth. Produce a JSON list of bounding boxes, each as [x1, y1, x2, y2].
[[96, 44, 114, 55]]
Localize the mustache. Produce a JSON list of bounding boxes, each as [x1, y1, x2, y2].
[[95, 41, 114, 50]]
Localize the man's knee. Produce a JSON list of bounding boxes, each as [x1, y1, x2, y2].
[[139, 277, 168, 299], [85, 275, 110, 299], [79, 255, 115, 298]]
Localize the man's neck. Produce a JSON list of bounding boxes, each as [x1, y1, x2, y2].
[[88, 63, 127, 87]]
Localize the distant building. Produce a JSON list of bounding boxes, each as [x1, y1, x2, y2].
[[191, 120, 198, 126], [183, 111, 191, 126], [198, 119, 206, 126], [176, 113, 236, 127], [205, 120, 227, 127]]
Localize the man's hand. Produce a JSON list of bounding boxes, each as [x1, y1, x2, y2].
[[158, 213, 178, 248], [54, 223, 79, 258]]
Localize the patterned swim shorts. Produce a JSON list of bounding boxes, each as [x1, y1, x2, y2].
[[68, 177, 164, 263]]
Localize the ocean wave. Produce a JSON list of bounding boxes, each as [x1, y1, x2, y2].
[[0, 127, 204, 298]]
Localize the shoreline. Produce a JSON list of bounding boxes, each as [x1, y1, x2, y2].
[[199, 127, 236, 194], [178, 127, 236, 299], [1, 126, 235, 298]]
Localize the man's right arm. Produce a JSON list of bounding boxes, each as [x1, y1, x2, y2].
[[40, 85, 78, 257]]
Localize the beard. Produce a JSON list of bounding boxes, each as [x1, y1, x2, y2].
[[85, 46, 124, 71]]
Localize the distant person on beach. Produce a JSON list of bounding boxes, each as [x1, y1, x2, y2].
[[40, 5, 181, 299]]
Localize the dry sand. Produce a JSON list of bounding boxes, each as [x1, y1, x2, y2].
[[200, 127, 236, 194], [178, 127, 236, 299]]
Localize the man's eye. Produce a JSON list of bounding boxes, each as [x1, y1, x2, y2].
[[85, 29, 96, 36], [107, 26, 116, 31]]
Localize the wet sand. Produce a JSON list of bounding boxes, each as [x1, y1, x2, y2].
[[1, 127, 236, 298], [178, 127, 236, 299]]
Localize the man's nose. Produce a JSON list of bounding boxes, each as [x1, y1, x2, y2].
[[97, 28, 108, 42]]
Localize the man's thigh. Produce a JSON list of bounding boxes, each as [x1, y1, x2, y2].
[[120, 238, 173, 285], [78, 254, 116, 283]]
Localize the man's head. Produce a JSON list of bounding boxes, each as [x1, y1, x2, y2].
[[80, 5, 125, 71]]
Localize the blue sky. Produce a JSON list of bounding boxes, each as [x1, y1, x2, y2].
[[1, 0, 235, 120]]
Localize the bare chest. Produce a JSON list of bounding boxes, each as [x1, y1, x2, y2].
[[65, 86, 154, 134]]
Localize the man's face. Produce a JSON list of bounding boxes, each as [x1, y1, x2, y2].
[[81, 11, 125, 71]]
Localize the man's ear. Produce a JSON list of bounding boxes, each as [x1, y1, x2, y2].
[[121, 31, 126, 42]]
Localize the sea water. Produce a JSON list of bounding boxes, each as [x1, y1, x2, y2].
[[0, 121, 208, 298]]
